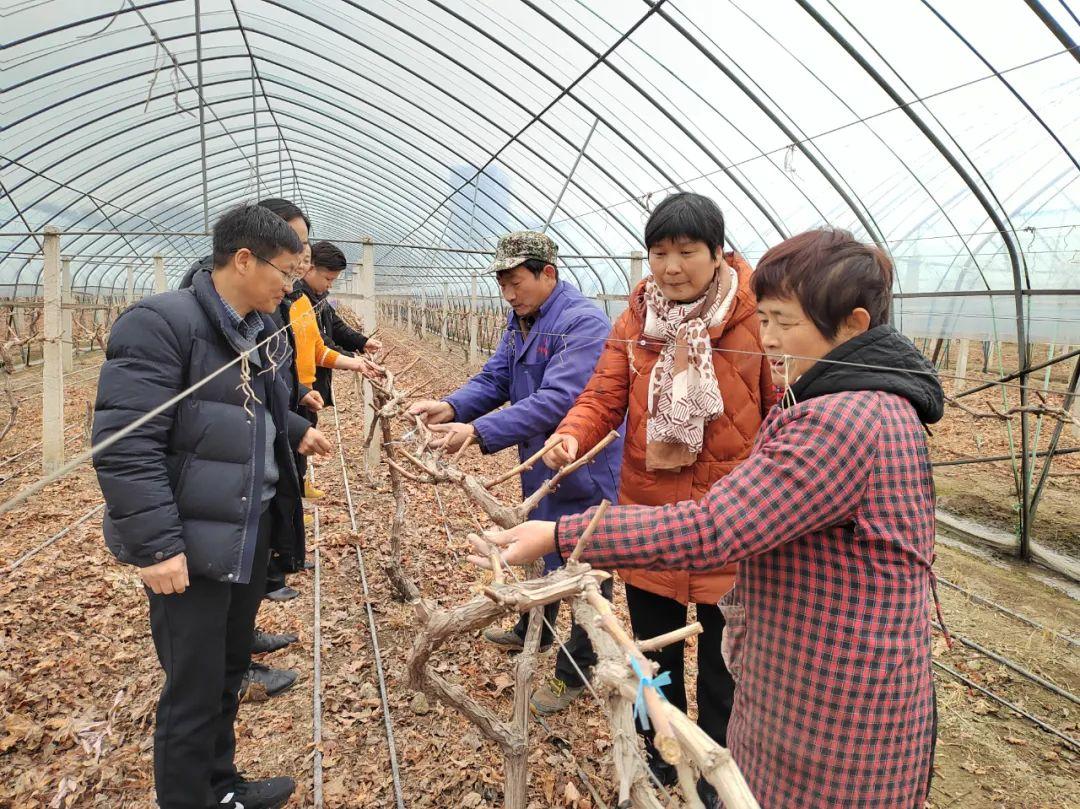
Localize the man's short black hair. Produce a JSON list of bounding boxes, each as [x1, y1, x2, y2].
[[310, 240, 346, 272], [644, 192, 726, 256], [497, 257, 558, 282], [212, 204, 303, 268], [256, 197, 311, 231]]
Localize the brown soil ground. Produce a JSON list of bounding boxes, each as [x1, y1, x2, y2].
[[0, 329, 1076, 808], [928, 341, 1080, 558]]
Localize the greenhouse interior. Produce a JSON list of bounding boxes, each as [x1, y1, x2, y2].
[[2, 1, 1078, 808]]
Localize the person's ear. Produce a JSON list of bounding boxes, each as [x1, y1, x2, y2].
[[840, 307, 871, 340], [233, 247, 255, 277], [543, 264, 558, 282]]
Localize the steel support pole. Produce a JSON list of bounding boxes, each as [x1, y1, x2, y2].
[[195, 0, 210, 233], [542, 117, 599, 232]]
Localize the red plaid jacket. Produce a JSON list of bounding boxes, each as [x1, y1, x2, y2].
[[558, 390, 936, 808]]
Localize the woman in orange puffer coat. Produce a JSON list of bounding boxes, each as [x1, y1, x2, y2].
[[545, 193, 776, 790]]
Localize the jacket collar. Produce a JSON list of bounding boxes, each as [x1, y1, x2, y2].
[[191, 269, 273, 359], [513, 280, 568, 354]]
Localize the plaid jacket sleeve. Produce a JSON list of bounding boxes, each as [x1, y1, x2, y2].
[[556, 391, 882, 568]]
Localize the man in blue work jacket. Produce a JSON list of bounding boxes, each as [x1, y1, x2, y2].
[[409, 230, 623, 714]]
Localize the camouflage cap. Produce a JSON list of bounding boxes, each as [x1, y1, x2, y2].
[[486, 230, 558, 274]]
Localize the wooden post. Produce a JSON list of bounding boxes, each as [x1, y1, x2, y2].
[[468, 273, 479, 369], [953, 338, 969, 393], [42, 227, 65, 474], [629, 249, 643, 295], [154, 254, 167, 293], [60, 256, 74, 373], [125, 263, 136, 305], [420, 289, 428, 337]]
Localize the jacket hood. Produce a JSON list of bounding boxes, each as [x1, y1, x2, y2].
[[179, 255, 213, 289], [629, 251, 757, 337], [789, 324, 944, 424]]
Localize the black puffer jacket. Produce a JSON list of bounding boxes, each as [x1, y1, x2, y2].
[[92, 270, 311, 583]]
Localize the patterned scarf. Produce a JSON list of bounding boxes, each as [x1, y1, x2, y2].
[[642, 265, 738, 471]]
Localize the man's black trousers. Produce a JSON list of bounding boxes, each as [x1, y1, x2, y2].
[[147, 509, 271, 809]]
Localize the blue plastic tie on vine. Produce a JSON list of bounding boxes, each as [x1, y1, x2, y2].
[[629, 656, 671, 731]]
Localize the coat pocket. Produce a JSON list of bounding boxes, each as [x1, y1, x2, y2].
[[717, 590, 746, 685]]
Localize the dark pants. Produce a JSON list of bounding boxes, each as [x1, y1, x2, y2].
[[625, 582, 734, 748], [511, 576, 615, 688], [147, 509, 271, 809], [294, 406, 318, 484]]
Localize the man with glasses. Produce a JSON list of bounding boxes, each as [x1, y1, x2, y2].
[[93, 204, 331, 809]]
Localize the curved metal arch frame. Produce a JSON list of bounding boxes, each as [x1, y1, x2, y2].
[[9, 47, 640, 297], [795, 0, 1036, 558], [649, 1, 887, 248], [920, 0, 1079, 176], [415, 0, 775, 251], [562, 0, 824, 233], [6, 80, 513, 256], [6, 73, 608, 294]]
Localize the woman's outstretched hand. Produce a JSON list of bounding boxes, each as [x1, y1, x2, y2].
[[466, 520, 558, 570]]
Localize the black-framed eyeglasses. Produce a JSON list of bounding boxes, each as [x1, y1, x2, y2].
[[254, 253, 304, 282]]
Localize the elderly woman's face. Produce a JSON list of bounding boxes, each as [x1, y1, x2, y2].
[[648, 237, 721, 303]]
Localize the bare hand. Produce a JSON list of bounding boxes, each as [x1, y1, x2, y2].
[[407, 399, 454, 425], [543, 433, 578, 470], [300, 390, 324, 412], [466, 521, 557, 569], [428, 422, 476, 453], [363, 337, 382, 355], [140, 552, 190, 595], [298, 427, 332, 457]]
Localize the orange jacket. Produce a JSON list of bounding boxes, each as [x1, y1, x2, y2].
[[557, 253, 777, 604], [289, 293, 341, 388]]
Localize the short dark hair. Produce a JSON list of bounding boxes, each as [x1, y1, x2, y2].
[[644, 192, 725, 256], [497, 257, 558, 282], [257, 197, 311, 231], [751, 228, 893, 340], [212, 204, 303, 268], [310, 240, 346, 272]]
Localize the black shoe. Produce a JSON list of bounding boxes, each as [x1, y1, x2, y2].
[[239, 663, 298, 702], [251, 629, 299, 655], [219, 775, 296, 809], [264, 586, 299, 602], [646, 749, 678, 789], [697, 776, 721, 809], [481, 627, 553, 653]]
